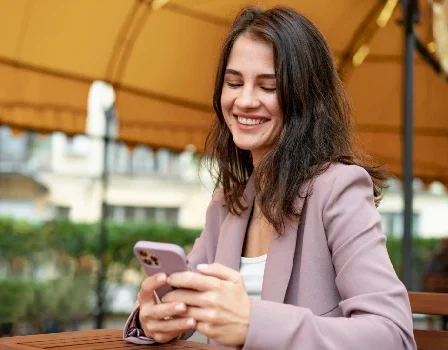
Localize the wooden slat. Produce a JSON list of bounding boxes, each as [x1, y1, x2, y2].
[[414, 329, 448, 350], [409, 292, 448, 350], [409, 292, 448, 315], [0, 329, 227, 349], [423, 273, 448, 294]]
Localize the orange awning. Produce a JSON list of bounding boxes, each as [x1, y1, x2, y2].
[[0, 0, 447, 184]]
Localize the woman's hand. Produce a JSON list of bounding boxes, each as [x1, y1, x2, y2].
[[137, 273, 196, 343], [162, 263, 251, 346]]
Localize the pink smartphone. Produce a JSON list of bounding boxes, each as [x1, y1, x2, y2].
[[133, 240, 189, 299]]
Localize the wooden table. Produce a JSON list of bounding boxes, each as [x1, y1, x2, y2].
[[0, 329, 227, 349]]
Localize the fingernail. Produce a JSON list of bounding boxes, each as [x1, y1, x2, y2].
[[175, 303, 185, 311], [197, 264, 208, 270], [157, 274, 166, 282], [185, 318, 195, 327]]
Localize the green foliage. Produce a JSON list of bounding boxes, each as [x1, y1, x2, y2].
[[104, 221, 201, 276], [0, 217, 201, 272], [0, 216, 201, 328], [0, 218, 42, 262], [0, 280, 34, 323], [386, 236, 443, 290], [0, 216, 444, 327]]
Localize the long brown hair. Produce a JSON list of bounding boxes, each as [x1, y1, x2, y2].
[[203, 6, 388, 234]]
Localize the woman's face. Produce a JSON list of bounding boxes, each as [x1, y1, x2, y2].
[[221, 33, 283, 165]]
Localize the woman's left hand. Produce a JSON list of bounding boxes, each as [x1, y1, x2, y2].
[[162, 263, 251, 346]]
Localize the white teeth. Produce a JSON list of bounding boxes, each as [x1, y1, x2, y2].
[[237, 116, 266, 125]]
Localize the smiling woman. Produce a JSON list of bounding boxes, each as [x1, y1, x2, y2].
[[124, 6, 417, 350], [221, 34, 283, 165]]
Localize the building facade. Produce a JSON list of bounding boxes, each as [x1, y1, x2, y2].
[[0, 82, 446, 237], [0, 126, 213, 228]]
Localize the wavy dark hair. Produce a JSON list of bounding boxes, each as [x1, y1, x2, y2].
[[203, 6, 388, 234]]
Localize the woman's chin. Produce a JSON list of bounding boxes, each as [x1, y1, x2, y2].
[[232, 141, 256, 152]]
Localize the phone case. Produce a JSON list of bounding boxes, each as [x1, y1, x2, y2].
[[133, 241, 189, 299]]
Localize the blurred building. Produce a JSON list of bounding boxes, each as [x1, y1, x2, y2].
[[0, 76, 447, 236], [0, 81, 215, 229], [379, 179, 448, 238], [1, 123, 447, 237], [0, 125, 213, 228]]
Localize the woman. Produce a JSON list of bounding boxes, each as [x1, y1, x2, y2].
[[124, 6, 416, 349]]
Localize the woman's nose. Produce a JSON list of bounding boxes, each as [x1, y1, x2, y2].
[[235, 87, 260, 109]]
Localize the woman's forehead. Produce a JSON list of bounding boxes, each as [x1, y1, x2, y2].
[[226, 34, 275, 76]]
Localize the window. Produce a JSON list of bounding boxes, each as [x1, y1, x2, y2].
[[65, 135, 90, 156], [165, 207, 179, 224], [380, 212, 421, 238], [106, 205, 178, 224], [131, 145, 155, 174], [143, 207, 156, 221], [124, 206, 135, 221], [30, 134, 52, 169], [0, 126, 31, 163], [107, 142, 131, 174], [154, 149, 180, 175], [54, 206, 70, 220]]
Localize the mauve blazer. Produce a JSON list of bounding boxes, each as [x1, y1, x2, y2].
[[124, 163, 417, 349]]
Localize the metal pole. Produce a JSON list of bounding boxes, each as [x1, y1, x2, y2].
[[401, 0, 415, 290], [95, 106, 114, 328]]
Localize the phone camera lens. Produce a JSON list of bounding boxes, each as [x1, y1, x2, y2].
[[151, 256, 159, 266]]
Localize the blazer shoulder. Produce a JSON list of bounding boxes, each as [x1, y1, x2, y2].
[[208, 187, 228, 220], [211, 187, 225, 203], [313, 163, 372, 193]]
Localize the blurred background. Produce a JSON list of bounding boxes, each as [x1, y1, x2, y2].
[[0, 0, 447, 340]]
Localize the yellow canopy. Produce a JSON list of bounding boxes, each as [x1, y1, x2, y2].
[[0, 0, 447, 185]]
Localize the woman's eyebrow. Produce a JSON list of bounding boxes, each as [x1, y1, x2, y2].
[[225, 69, 243, 77], [225, 69, 276, 79]]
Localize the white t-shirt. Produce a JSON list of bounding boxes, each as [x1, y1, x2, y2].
[[239, 254, 267, 299]]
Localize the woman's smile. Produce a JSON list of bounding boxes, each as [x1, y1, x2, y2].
[[234, 114, 270, 129]]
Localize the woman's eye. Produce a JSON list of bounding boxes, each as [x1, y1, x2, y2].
[[261, 86, 276, 92], [226, 82, 243, 88]]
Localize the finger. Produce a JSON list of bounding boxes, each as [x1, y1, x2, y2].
[[182, 306, 220, 323], [162, 289, 209, 308], [197, 263, 241, 283], [139, 273, 167, 302], [150, 332, 179, 344], [144, 317, 196, 335], [140, 301, 187, 321], [168, 271, 220, 292], [195, 321, 217, 339]]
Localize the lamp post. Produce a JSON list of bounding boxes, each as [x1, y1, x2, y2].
[[87, 81, 116, 329], [95, 106, 115, 329], [401, 0, 417, 290]]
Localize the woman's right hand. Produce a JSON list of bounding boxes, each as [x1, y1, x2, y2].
[[137, 272, 197, 343]]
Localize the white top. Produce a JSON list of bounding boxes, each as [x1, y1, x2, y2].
[[239, 254, 267, 299]]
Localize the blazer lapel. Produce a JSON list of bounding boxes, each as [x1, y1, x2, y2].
[[214, 176, 255, 271], [261, 195, 307, 303], [214, 175, 306, 303], [261, 217, 298, 303]]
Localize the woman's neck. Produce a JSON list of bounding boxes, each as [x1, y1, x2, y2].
[[251, 151, 263, 168]]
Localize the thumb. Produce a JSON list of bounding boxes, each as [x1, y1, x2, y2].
[[138, 273, 167, 304], [196, 263, 241, 282]]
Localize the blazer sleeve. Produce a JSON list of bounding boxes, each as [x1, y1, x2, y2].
[[243, 166, 416, 350], [123, 195, 216, 344]]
